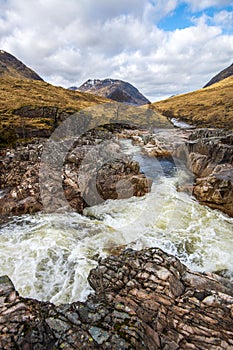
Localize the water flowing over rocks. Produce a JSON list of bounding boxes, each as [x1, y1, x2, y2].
[[1, 247, 233, 349], [0, 127, 152, 217], [118, 127, 233, 217], [117, 128, 192, 158]]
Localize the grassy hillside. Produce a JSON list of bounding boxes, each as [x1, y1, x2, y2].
[[0, 77, 169, 147], [0, 77, 110, 146], [151, 76, 233, 129]]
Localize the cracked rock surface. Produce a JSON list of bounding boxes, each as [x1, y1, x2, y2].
[[0, 127, 151, 217], [1, 247, 233, 349]]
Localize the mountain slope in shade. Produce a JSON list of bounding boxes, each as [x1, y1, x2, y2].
[[0, 50, 43, 81], [151, 75, 233, 129], [75, 78, 150, 105], [204, 63, 233, 87]]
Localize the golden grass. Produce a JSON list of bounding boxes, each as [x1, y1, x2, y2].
[[0, 76, 169, 146], [151, 76, 233, 129], [0, 76, 108, 111], [0, 77, 111, 145]]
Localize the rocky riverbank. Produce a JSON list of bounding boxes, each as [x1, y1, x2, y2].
[[1, 247, 233, 349], [1, 124, 231, 218], [0, 127, 152, 218], [118, 127, 233, 217]]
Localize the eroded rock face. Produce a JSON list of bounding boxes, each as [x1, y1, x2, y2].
[[0, 128, 152, 216], [1, 247, 233, 349], [175, 129, 233, 217]]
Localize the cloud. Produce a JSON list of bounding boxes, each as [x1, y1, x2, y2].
[[212, 10, 233, 31], [0, 0, 233, 101], [184, 0, 233, 11], [143, 0, 179, 23]]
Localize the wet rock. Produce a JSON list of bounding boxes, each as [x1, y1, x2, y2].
[[1, 247, 233, 349]]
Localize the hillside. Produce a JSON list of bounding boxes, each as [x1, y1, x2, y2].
[[204, 62, 233, 87], [0, 77, 169, 147], [0, 50, 43, 81], [74, 78, 150, 106], [0, 77, 109, 146], [0, 51, 169, 147], [151, 76, 233, 129]]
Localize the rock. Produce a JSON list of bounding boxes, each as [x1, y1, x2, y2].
[[1, 247, 233, 349], [0, 127, 152, 216], [118, 128, 192, 158], [118, 127, 233, 217], [193, 164, 233, 216], [175, 129, 233, 217]]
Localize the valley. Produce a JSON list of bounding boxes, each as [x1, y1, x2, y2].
[[0, 50, 232, 349]]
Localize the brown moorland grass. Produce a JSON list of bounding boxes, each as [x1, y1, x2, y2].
[[0, 76, 109, 111], [0, 77, 110, 145], [0, 77, 168, 146], [151, 76, 233, 129]]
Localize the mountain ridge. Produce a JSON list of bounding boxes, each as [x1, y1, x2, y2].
[[0, 50, 43, 81], [204, 62, 233, 87]]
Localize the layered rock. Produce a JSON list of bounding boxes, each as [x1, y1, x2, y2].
[[1, 247, 233, 349], [117, 128, 187, 158], [175, 129, 233, 217]]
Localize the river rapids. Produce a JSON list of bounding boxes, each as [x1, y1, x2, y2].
[[0, 139, 232, 304]]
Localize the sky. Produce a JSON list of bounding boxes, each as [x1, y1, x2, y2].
[[0, 0, 233, 102]]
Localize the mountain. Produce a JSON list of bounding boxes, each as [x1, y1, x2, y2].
[[204, 63, 233, 87], [0, 50, 43, 81], [0, 76, 167, 147], [0, 52, 168, 147], [74, 78, 150, 106], [151, 76, 233, 129]]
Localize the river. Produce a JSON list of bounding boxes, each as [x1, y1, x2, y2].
[[0, 139, 232, 304]]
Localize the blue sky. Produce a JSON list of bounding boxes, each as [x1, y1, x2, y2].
[[158, 2, 233, 32], [0, 0, 233, 101], [158, 3, 193, 31]]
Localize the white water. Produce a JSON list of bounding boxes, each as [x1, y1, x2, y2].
[[0, 140, 232, 304], [170, 117, 195, 129]]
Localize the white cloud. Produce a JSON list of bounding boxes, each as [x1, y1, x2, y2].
[[212, 10, 233, 31], [143, 0, 178, 23], [0, 0, 233, 101]]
